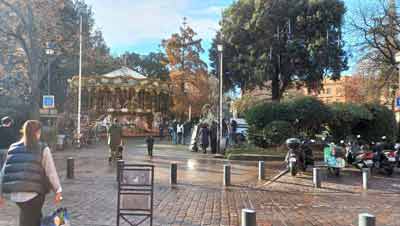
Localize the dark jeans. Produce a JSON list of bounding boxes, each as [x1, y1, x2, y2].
[[147, 145, 153, 156], [210, 138, 217, 154], [17, 194, 45, 226], [177, 133, 183, 144]]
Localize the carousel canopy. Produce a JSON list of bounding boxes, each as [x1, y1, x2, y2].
[[103, 67, 147, 80], [68, 67, 170, 93]]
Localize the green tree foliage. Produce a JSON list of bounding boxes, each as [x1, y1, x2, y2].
[[119, 51, 169, 80], [50, 0, 116, 111], [210, 0, 348, 101]]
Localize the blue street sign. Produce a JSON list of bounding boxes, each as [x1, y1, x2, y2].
[[43, 95, 55, 109], [396, 97, 400, 108]]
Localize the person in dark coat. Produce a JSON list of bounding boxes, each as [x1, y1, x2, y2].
[[145, 136, 154, 156], [199, 124, 210, 154], [159, 121, 164, 141], [210, 121, 218, 154], [107, 119, 123, 163]]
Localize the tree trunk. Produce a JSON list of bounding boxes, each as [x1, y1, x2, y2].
[[271, 73, 280, 102], [29, 62, 41, 120]]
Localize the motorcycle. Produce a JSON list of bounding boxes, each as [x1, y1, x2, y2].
[[346, 143, 374, 170], [395, 143, 400, 168], [301, 140, 315, 170], [324, 142, 346, 176], [371, 142, 395, 176], [380, 149, 396, 175], [285, 138, 314, 176]]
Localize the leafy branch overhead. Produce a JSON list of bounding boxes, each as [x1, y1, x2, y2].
[[210, 0, 348, 101]]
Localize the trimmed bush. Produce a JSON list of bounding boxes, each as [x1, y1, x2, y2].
[[328, 103, 373, 141], [245, 102, 293, 129], [264, 120, 295, 145], [361, 104, 398, 143], [288, 97, 331, 137]]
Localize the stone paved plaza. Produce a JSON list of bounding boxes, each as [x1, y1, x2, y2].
[[1, 138, 400, 226]]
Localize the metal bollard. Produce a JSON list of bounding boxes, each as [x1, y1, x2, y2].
[[258, 161, 265, 180], [359, 213, 375, 226], [170, 163, 177, 185], [241, 209, 256, 226], [362, 168, 369, 190], [67, 157, 74, 179], [117, 160, 124, 182], [223, 165, 231, 186], [313, 168, 321, 188]]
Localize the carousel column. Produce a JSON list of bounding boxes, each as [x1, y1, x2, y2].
[[93, 88, 98, 110], [88, 88, 92, 111]]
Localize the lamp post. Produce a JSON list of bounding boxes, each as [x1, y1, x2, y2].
[[395, 52, 400, 122], [45, 42, 55, 95], [77, 15, 83, 148], [217, 44, 223, 153]]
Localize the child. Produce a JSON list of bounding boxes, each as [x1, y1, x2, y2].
[[145, 136, 154, 156]]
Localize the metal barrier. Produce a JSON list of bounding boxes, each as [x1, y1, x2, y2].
[[117, 163, 154, 226]]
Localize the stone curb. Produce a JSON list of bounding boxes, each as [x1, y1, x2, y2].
[[227, 154, 285, 161]]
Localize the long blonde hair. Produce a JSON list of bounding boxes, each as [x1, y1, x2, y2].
[[21, 120, 42, 151]]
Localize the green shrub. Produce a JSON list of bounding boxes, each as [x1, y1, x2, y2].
[[361, 104, 397, 143], [245, 102, 293, 129], [328, 103, 373, 141], [287, 97, 331, 137], [264, 120, 295, 145]]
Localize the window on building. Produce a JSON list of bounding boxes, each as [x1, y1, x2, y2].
[[326, 88, 331, 95]]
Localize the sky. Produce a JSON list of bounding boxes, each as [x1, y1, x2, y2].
[[84, 0, 385, 74]]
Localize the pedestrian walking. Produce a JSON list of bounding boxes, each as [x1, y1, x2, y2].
[[0, 120, 63, 226], [210, 121, 218, 154], [172, 120, 178, 145], [159, 121, 164, 141], [177, 122, 184, 145], [230, 119, 238, 145], [183, 121, 192, 145], [0, 116, 18, 168], [107, 119, 123, 163], [199, 124, 210, 154], [145, 136, 154, 156]]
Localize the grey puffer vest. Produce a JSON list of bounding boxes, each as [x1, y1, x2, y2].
[[1, 141, 49, 195]]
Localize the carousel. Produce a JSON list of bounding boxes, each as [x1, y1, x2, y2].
[[68, 67, 171, 137]]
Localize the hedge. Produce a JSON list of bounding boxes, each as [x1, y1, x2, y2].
[[245, 96, 398, 145]]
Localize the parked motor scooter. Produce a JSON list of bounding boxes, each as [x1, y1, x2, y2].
[[372, 137, 395, 176], [285, 138, 302, 176], [324, 141, 346, 176], [300, 139, 315, 170], [346, 142, 374, 170], [395, 143, 400, 168]]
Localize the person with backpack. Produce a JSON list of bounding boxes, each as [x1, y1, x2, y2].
[[0, 120, 63, 226]]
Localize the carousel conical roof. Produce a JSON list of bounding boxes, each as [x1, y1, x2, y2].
[[102, 67, 147, 79]]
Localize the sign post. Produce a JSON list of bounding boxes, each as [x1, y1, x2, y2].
[[43, 95, 55, 109]]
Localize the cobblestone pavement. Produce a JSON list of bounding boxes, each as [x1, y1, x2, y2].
[[1, 138, 400, 226]]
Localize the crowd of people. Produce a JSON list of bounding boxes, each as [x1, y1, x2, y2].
[[156, 118, 239, 154]]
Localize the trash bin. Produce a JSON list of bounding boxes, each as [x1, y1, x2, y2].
[[56, 134, 66, 150]]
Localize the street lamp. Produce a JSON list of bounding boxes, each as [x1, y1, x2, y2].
[[217, 44, 223, 153], [395, 52, 400, 121], [45, 42, 55, 95]]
